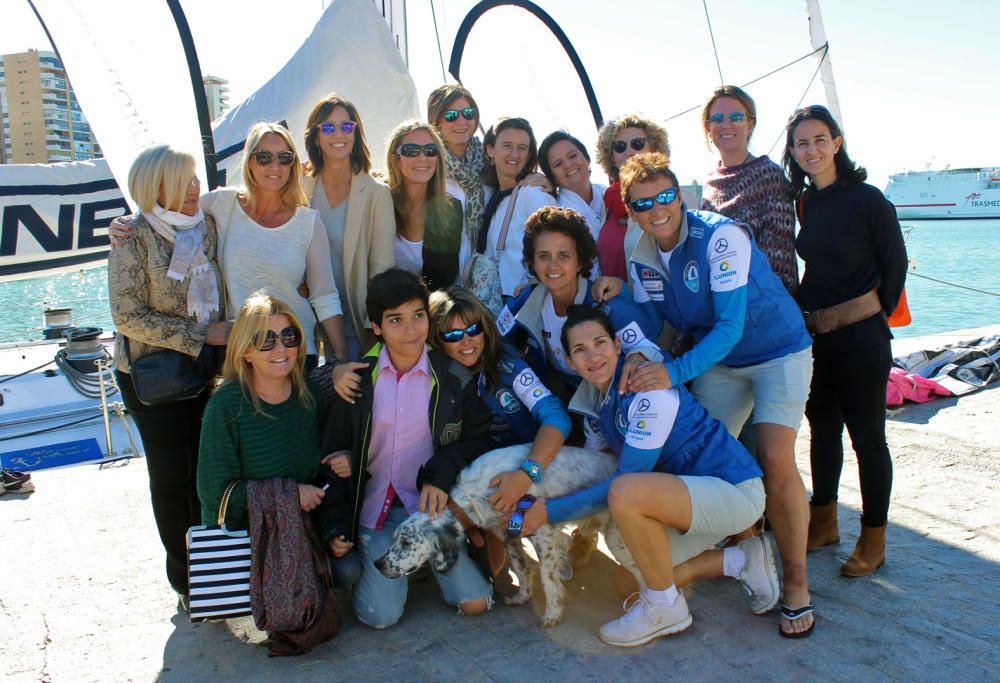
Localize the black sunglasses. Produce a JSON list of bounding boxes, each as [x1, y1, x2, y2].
[[506, 495, 537, 538], [442, 107, 476, 123], [252, 326, 301, 352], [612, 137, 647, 154], [398, 143, 440, 158], [439, 321, 483, 343], [252, 149, 295, 166]]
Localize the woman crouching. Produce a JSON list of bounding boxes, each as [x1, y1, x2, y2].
[[515, 306, 780, 646]]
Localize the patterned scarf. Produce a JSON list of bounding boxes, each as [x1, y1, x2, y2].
[[142, 206, 220, 323], [445, 136, 485, 245]]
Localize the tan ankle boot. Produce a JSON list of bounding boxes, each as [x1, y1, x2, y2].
[[841, 522, 886, 577], [807, 502, 840, 551]]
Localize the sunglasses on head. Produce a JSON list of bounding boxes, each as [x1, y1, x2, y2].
[[318, 120, 357, 135], [252, 326, 301, 352], [506, 495, 537, 538], [252, 149, 295, 166], [439, 321, 483, 343], [629, 187, 679, 212], [707, 111, 748, 125], [398, 143, 440, 158], [442, 107, 476, 123], [612, 137, 647, 154]]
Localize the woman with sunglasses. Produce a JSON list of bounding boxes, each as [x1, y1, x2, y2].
[[302, 93, 396, 361], [480, 117, 553, 298], [700, 86, 798, 294], [538, 130, 607, 245], [108, 144, 229, 610], [610, 152, 817, 638], [385, 120, 467, 291], [429, 286, 571, 516], [513, 305, 778, 647], [593, 115, 669, 279], [198, 121, 346, 370], [783, 105, 907, 580]]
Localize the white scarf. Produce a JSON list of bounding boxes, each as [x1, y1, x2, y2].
[[142, 205, 220, 323]]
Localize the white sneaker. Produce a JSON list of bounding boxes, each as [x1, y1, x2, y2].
[[598, 591, 693, 647], [738, 535, 780, 614]]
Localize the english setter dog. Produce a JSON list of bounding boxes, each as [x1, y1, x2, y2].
[[374, 444, 640, 626]]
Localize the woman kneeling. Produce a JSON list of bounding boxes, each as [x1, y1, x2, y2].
[[520, 306, 780, 647]]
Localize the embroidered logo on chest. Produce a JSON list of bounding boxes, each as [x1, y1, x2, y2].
[[683, 261, 700, 293], [496, 389, 520, 413], [614, 409, 629, 435]]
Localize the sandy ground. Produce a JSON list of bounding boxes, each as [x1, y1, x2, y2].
[[2, 329, 998, 682]]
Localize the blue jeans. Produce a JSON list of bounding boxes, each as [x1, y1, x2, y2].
[[332, 500, 492, 629]]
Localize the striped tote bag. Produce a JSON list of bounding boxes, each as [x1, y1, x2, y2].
[[187, 480, 252, 621]]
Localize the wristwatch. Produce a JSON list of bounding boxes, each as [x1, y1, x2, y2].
[[519, 459, 543, 484]]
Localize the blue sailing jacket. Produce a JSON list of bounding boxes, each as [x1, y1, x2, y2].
[[629, 209, 811, 386], [479, 344, 571, 443], [547, 354, 763, 523], [496, 276, 662, 387]]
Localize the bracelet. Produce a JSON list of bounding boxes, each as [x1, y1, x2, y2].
[[519, 459, 543, 484]]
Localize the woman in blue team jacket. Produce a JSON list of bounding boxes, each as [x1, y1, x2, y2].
[[514, 305, 780, 647], [496, 206, 661, 404], [428, 286, 570, 514], [597, 152, 816, 637]]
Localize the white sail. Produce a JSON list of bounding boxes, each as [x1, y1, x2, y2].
[[211, 0, 420, 181], [805, 0, 844, 127]]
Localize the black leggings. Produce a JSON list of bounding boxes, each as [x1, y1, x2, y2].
[[805, 339, 893, 527], [117, 370, 209, 594]]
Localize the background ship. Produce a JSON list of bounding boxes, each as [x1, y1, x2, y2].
[[885, 167, 1000, 220]]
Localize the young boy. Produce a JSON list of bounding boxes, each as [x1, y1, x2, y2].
[[313, 268, 493, 629]]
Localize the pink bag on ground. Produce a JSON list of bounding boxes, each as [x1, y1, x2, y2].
[[886, 366, 951, 406]]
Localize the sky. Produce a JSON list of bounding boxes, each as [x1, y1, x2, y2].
[[2, 0, 998, 190]]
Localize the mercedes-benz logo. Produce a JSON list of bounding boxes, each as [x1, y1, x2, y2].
[[622, 329, 637, 343], [637, 399, 651, 412], [519, 374, 533, 386], [714, 238, 728, 253]]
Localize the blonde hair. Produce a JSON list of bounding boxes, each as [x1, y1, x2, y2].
[[222, 291, 314, 415], [618, 152, 679, 205], [240, 121, 308, 215], [127, 145, 197, 213], [701, 85, 757, 146], [595, 114, 670, 182], [385, 120, 450, 234], [426, 84, 481, 134]]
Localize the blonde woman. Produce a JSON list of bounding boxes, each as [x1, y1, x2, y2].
[[108, 144, 229, 608], [593, 114, 669, 279], [386, 120, 466, 291], [197, 291, 326, 532], [302, 93, 395, 360]]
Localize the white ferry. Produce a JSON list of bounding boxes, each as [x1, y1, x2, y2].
[[884, 167, 1000, 220]]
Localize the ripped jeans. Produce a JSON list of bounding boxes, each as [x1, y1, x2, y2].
[[331, 499, 492, 629]]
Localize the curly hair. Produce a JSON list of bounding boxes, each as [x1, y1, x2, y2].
[[522, 206, 599, 280], [595, 114, 670, 182], [618, 152, 679, 205]]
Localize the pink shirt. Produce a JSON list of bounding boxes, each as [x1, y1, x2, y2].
[[360, 346, 434, 529]]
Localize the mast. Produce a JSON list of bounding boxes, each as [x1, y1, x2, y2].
[[805, 0, 844, 127]]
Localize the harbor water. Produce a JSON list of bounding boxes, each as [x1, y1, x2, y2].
[[1, 219, 998, 346]]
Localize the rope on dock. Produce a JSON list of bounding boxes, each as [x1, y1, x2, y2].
[[908, 271, 1000, 298]]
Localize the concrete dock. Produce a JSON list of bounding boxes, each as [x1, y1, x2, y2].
[[2, 328, 998, 682]]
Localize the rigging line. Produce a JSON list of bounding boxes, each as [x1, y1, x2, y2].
[[766, 46, 827, 156], [908, 271, 1000, 297], [663, 45, 828, 123], [0, 358, 56, 384], [429, 0, 448, 82], [702, 0, 725, 86]]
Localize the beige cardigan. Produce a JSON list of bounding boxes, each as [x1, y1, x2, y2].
[[302, 172, 395, 334]]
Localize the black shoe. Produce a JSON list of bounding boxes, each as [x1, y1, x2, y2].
[[2, 469, 34, 494]]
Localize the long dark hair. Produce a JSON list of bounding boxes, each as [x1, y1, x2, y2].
[[783, 104, 866, 199], [303, 92, 372, 176]]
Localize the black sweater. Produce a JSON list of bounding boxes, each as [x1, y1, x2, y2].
[[795, 181, 908, 348]]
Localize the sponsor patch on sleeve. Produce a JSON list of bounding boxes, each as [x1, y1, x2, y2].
[[511, 368, 551, 411], [496, 305, 516, 336], [707, 224, 750, 293], [624, 391, 678, 449], [615, 321, 646, 351]]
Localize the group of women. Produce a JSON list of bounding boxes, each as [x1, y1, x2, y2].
[[107, 81, 906, 647]]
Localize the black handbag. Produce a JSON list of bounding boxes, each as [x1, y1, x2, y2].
[[124, 336, 209, 406]]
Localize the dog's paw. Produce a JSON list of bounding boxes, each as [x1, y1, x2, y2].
[[504, 588, 531, 606], [540, 609, 563, 628]]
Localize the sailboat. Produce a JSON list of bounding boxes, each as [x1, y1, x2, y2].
[[0, 0, 844, 466]]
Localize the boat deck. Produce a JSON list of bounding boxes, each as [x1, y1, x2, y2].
[[1, 327, 998, 681]]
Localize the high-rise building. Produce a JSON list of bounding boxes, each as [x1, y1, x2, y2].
[[0, 49, 102, 164], [203, 74, 230, 121]]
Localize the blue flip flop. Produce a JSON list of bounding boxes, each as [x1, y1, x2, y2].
[[779, 603, 816, 639]]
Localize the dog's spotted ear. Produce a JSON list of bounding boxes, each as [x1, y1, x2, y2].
[[430, 525, 461, 572]]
